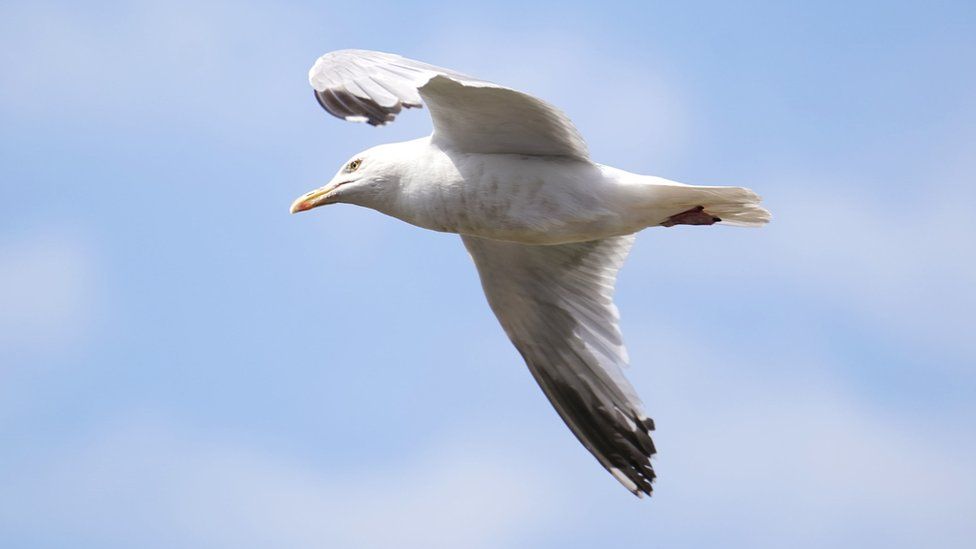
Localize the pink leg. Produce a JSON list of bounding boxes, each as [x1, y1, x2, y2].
[[661, 205, 722, 227]]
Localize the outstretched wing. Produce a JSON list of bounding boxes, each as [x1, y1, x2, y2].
[[308, 49, 589, 159], [462, 234, 656, 496]]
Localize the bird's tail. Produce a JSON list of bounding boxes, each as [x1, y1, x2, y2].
[[645, 179, 771, 227]]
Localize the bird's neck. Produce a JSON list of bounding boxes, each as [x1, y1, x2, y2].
[[366, 138, 465, 233]]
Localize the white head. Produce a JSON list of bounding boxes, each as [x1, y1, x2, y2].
[[290, 143, 405, 214]]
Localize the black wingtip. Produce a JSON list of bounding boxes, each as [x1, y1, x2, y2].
[[313, 88, 418, 127]]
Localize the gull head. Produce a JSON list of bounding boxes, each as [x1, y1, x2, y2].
[[290, 145, 401, 214]]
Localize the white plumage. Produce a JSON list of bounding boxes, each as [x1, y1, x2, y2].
[[291, 49, 770, 496]]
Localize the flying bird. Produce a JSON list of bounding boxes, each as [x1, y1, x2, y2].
[[291, 49, 770, 497]]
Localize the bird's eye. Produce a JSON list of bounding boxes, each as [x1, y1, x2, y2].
[[345, 159, 362, 172]]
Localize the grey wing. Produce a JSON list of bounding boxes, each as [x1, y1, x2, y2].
[[308, 49, 589, 159], [462, 234, 656, 496]]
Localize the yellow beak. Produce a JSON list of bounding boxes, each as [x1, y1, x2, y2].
[[290, 182, 339, 214]]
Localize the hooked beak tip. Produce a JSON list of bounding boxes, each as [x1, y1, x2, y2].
[[290, 185, 334, 214], [289, 199, 310, 214]]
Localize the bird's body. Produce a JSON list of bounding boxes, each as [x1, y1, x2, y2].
[[333, 136, 762, 245], [291, 49, 770, 497]]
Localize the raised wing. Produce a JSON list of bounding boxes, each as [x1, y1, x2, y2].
[[462, 234, 656, 496], [308, 49, 589, 159]]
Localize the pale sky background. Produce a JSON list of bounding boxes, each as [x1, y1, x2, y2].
[[2, 1, 975, 547]]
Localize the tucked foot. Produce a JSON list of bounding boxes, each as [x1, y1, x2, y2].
[[661, 205, 722, 227]]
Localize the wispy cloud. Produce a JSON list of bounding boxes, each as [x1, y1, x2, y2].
[[763, 180, 976, 363], [0, 1, 317, 143], [617, 322, 976, 548], [0, 231, 98, 358], [0, 416, 566, 548]]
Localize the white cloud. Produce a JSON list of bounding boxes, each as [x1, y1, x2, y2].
[[620, 322, 976, 548], [0, 416, 565, 549], [2, 289, 972, 548], [0, 1, 314, 142], [764, 178, 975, 362], [0, 231, 98, 356]]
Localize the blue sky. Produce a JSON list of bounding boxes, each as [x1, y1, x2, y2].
[[1, 0, 974, 547]]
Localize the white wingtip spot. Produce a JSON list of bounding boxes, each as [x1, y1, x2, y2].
[[610, 467, 639, 493]]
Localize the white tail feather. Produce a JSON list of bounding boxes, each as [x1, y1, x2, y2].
[[650, 181, 771, 227]]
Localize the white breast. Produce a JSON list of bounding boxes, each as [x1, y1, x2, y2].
[[392, 144, 636, 244]]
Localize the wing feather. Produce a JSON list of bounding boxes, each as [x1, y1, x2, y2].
[[307, 49, 588, 159], [462, 234, 656, 496]]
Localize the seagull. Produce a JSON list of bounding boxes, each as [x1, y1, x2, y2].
[[291, 49, 770, 497]]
